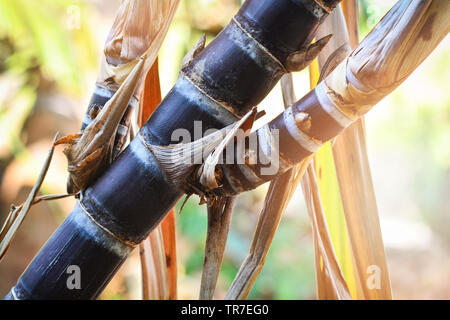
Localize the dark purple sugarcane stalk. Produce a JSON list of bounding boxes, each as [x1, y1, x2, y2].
[[5, 0, 341, 299]]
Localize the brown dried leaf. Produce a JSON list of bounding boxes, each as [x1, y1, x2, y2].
[[59, 57, 145, 193]]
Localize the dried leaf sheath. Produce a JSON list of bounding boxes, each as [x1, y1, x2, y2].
[[56, 58, 145, 193], [301, 165, 351, 299], [200, 197, 235, 300], [159, 210, 177, 300], [303, 8, 359, 298], [196, 106, 257, 300], [225, 171, 295, 300], [341, 0, 359, 48], [308, 5, 359, 299], [104, 0, 180, 81], [140, 224, 169, 299], [138, 60, 178, 300], [328, 0, 392, 300]]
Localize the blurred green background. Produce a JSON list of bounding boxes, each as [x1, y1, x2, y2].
[[0, 0, 449, 299]]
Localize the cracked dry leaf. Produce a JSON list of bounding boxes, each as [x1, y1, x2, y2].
[[56, 57, 145, 193]]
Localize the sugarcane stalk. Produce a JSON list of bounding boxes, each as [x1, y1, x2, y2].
[[5, 0, 341, 300], [163, 2, 448, 298], [152, 2, 447, 299]]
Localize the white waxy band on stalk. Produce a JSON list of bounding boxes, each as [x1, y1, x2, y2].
[[283, 107, 321, 153], [77, 201, 136, 255], [315, 81, 354, 128], [93, 85, 114, 98], [232, 17, 286, 72]]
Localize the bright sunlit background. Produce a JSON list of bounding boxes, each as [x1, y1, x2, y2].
[[0, 0, 448, 299]]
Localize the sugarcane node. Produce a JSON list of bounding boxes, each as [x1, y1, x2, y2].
[[285, 34, 333, 72], [149, 106, 259, 198], [294, 112, 312, 133]]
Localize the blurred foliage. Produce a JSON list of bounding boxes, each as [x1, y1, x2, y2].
[[0, 0, 96, 94], [0, 0, 96, 158]]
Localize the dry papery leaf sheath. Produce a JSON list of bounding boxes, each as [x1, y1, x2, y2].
[[55, 57, 145, 193], [316, 1, 392, 299], [67, 0, 180, 194], [101, 0, 180, 89]]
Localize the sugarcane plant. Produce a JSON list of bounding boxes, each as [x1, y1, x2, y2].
[[0, 0, 448, 300]]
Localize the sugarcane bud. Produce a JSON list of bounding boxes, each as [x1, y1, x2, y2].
[[285, 34, 333, 72], [181, 33, 207, 69]]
